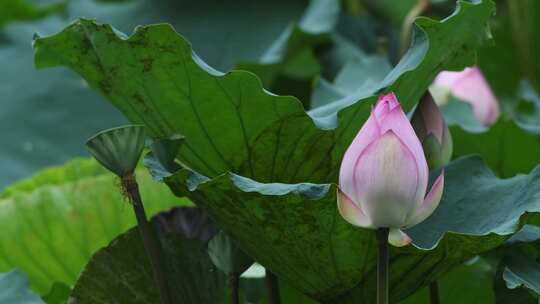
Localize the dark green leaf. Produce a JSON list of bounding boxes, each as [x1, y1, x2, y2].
[[451, 119, 540, 177], [399, 257, 495, 304], [33, 1, 495, 185], [1, 0, 313, 189], [159, 156, 540, 302], [208, 231, 254, 275], [70, 207, 224, 304], [42, 282, 70, 304], [503, 250, 540, 295]]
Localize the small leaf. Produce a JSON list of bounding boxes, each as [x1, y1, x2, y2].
[[86, 125, 145, 177]]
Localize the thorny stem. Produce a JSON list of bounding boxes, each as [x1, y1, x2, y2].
[[122, 174, 173, 304], [266, 270, 281, 304], [376, 228, 390, 304]]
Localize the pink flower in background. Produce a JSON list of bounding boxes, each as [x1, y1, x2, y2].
[[338, 93, 444, 247], [432, 67, 500, 126]]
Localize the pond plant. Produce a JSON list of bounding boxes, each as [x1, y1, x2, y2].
[[2, 0, 540, 303]]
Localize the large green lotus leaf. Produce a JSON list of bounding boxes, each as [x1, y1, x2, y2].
[[70, 207, 224, 304], [156, 156, 540, 303], [0, 158, 188, 294], [33, 0, 494, 184], [1, 0, 320, 189], [0, 269, 44, 303]]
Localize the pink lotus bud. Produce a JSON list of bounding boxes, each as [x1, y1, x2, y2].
[[338, 93, 444, 247], [432, 67, 500, 126], [411, 92, 453, 170]]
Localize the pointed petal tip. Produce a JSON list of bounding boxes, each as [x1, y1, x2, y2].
[[388, 228, 412, 247], [337, 188, 373, 229], [377, 92, 400, 110], [405, 171, 445, 228]]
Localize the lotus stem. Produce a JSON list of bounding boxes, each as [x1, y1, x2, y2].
[[376, 228, 390, 304], [400, 0, 430, 55], [429, 281, 440, 304], [122, 174, 173, 304], [266, 270, 281, 304], [229, 273, 240, 304]]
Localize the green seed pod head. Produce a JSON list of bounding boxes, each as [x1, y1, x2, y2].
[[86, 125, 145, 177]]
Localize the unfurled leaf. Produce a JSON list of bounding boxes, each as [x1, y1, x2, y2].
[[33, 0, 494, 185], [70, 207, 223, 304], [1, 0, 317, 189], [157, 156, 540, 302], [0, 158, 187, 294]]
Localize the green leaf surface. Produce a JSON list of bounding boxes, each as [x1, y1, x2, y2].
[[0, 269, 44, 304], [399, 257, 495, 304], [236, 0, 340, 87], [310, 54, 392, 109], [451, 119, 540, 178], [159, 156, 540, 303], [70, 207, 224, 304], [478, 0, 540, 97], [506, 225, 540, 245], [0, 158, 187, 294], [503, 250, 540, 295], [1, 0, 313, 189], [208, 231, 254, 276], [33, 0, 495, 185]]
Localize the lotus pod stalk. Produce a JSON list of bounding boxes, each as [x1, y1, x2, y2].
[[86, 125, 173, 304]]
